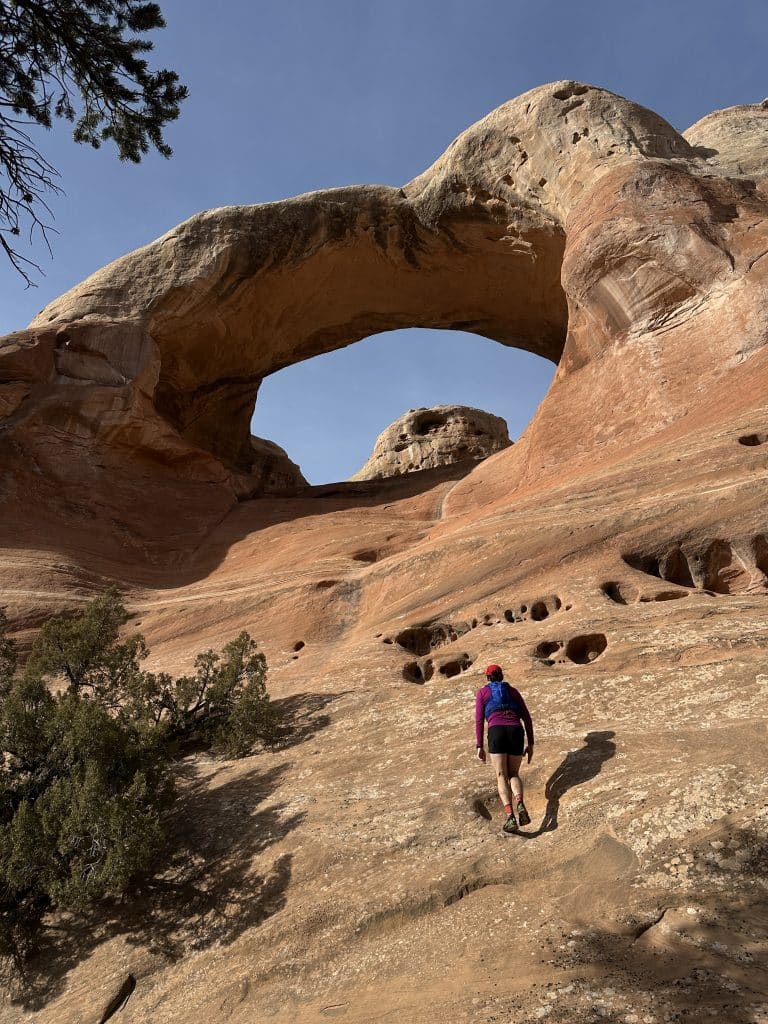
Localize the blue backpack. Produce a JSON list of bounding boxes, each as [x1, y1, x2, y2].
[[484, 680, 521, 719]]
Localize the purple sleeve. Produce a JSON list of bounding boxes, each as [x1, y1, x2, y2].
[[511, 687, 534, 745], [475, 687, 487, 747]]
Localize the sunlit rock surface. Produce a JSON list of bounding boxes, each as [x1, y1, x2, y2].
[[350, 405, 511, 480], [1, 82, 768, 1024]]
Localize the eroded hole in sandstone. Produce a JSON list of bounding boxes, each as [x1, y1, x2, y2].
[[438, 653, 474, 678], [530, 600, 549, 621], [623, 546, 695, 588], [623, 553, 661, 578], [534, 640, 562, 663], [293, 640, 305, 652], [503, 595, 562, 623], [639, 591, 689, 602], [382, 637, 393, 644], [552, 83, 589, 100], [560, 98, 585, 116], [352, 549, 379, 563], [622, 537, 768, 595], [602, 581, 628, 604], [403, 662, 424, 684], [738, 433, 766, 446], [753, 535, 768, 580], [700, 539, 747, 595], [316, 580, 337, 590], [397, 629, 430, 654], [565, 633, 607, 664], [661, 547, 695, 588], [412, 412, 446, 436], [395, 622, 466, 656]]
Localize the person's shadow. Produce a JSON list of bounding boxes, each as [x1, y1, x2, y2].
[[533, 730, 616, 835]]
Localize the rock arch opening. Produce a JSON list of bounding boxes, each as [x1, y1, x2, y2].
[[14, 80, 757, 506], [250, 329, 556, 484]]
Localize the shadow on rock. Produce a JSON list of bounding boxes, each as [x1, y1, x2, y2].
[[271, 690, 349, 749], [11, 692, 342, 1010], [528, 825, 768, 1020], [538, 730, 616, 834]]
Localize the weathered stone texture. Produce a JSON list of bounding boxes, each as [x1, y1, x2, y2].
[[351, 405, 511, 480], [1, 82, 768, 1024]]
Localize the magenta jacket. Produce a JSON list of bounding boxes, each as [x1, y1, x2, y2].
[[475, 683, 534, 749]]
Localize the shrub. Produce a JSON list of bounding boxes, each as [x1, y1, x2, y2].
[[0, 592, 277, 965]]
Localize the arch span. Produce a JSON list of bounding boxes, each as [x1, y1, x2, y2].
[[4, 80, 768, 502]]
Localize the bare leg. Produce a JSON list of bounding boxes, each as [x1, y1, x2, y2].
[[490, 753, 513, 809], [507, 754, 524, 802]]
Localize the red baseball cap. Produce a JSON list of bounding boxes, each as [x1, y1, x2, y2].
[[485, 664, 503, 676]]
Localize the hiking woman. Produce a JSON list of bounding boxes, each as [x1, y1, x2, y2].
[[475, 664, 534, 833]]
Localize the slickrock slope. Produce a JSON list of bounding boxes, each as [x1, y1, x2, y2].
[[350, 405, 511, 480], [1, 81, 768, 1024]]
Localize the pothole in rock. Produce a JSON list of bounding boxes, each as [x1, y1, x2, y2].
[[565, 633, 607, 664], [402, 651, 472, 682], [394, 621, 472, 656], [533, 634, 607, 666], [437, 653, 474, 678], [623, 547, 694, 588], [503, 595, 563, 623], [352, 549, 379, 563], [533, 640, 562, 665], [403, 661, 425, 684], [601, 581, 636, 605], [623, 536, 768, 596], [738, 432, 767, 446]]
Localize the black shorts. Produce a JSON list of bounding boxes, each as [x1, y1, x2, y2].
[[487, 724, 525, 755]]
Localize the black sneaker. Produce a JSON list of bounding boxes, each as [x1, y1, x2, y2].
[[502, 812, 519, 834], [516, 802, 531, 826]]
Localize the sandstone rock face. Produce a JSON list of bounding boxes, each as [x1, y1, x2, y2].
[[2, 83, 768, 1024], [351, 405, 511, 480], [249, 436, 307, 493], [2, 79, 763, 521]]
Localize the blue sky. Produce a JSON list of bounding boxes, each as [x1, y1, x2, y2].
[[2, 1, 766, 482]]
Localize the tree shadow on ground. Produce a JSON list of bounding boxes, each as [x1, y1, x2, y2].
[[526, 730, 616, 837], [544, 822, 768, 1022], [271, 690, 349, 749], [11, 692, 342, 1010]]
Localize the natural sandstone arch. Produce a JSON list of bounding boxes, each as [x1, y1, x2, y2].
[[3, 80, 768, 504]]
